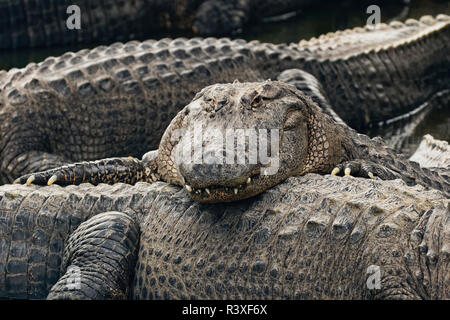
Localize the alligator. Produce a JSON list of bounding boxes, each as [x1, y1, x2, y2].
[[1, 14, 449, 184], [14, 80, 450, 200], [0, 171, 448, 299], [2, 77, 450, 299], [0, 0, 201, 49], [0, 0, 406, 49]]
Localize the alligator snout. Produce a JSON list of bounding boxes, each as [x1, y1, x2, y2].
[[174, 134, 260, 189]]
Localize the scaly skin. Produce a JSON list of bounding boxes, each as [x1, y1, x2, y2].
[[1, 15, 449, 184], [0, 0, 405, 49], [155, 81, 450, 202], [0, 0, 203, 49], [0, 174, 448, 299], [16, 81, 450, 202]]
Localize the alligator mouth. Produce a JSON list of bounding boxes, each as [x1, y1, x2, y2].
[[182, 172, 268, 203]]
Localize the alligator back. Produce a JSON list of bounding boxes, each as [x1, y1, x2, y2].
[[296, 14, 450, 129], [0, 0, 194, 49], [0, 15, 448, 183], [0, 174, 447, 299]]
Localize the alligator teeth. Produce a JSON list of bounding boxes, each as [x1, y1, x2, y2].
[[246, 177, 251, 184], [205, 188, 210, 195], [344, 168, 351, 176], [331, 167, 340, 176], [185, 185, 192, 192], [26, 175, 35, 186], [196, 189, 201, 194], [47, 175, 58, 186], [368, 172, 374, 179], [234, 188, 238, 195], [13, 178, 20, 185]]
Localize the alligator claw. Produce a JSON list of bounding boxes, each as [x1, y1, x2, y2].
[[344, 168, 351, 176], [15, 172, 54, 186], [331, 160, 401, 181], [47, 175, 58, 186], [331, 167, 340, 176], [26, 175, 35, 186]]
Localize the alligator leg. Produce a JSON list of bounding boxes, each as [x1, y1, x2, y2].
[[47, 212, 139, 300], [13, 155, 160, 186], [277, 69, 420, 185]]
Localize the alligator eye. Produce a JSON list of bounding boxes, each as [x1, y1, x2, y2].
[[251, 94, 263, 108]]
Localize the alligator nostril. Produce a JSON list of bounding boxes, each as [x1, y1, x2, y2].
[[215, 97, 227, 111]]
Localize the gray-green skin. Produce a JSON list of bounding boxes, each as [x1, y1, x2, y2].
[[1, 14, 449, 184], [0, 0, 205, 49], [0, 173, 448, 299], [0, 0, 404, 49], [13, 80, 450, 201], [4, 79, 449, 300]]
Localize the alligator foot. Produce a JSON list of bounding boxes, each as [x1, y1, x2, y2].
[[331, 159, 404, 181], [1, 151, 70, 185], [14, 157, 154, 186], [47, 212, 139, 300]]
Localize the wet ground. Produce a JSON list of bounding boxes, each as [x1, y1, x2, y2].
[[0, 0, 449, 155]]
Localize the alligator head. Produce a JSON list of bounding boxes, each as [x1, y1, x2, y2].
[[156, 81, 355, 202]]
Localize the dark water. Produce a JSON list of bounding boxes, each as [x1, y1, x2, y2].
[[0, 0, 449, 155]]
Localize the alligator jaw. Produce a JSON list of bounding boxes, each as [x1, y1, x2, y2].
[[182, 172, 274, 203]]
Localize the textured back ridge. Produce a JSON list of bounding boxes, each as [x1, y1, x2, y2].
[[298, 15, 450, 61]]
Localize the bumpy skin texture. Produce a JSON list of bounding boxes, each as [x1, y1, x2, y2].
[[0, 0, 204, 49], [1, 15, 449, 184], [14, 80, 450, 201], [0, 0, 403, 48], [0, 175, 448, 299], [158, 81, 450, 202], [47, 212, 139, 300], [4, 79, 449, 299]]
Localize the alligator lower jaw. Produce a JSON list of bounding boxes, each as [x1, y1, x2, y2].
[[183, 173, 269, 203]]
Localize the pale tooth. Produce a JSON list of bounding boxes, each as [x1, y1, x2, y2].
[[196, 190, 201, 194], [205, 188, 210, 195], [246, 177, 251, 184], [234, 188, 238, 195], [185, 185, 192, 192]]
